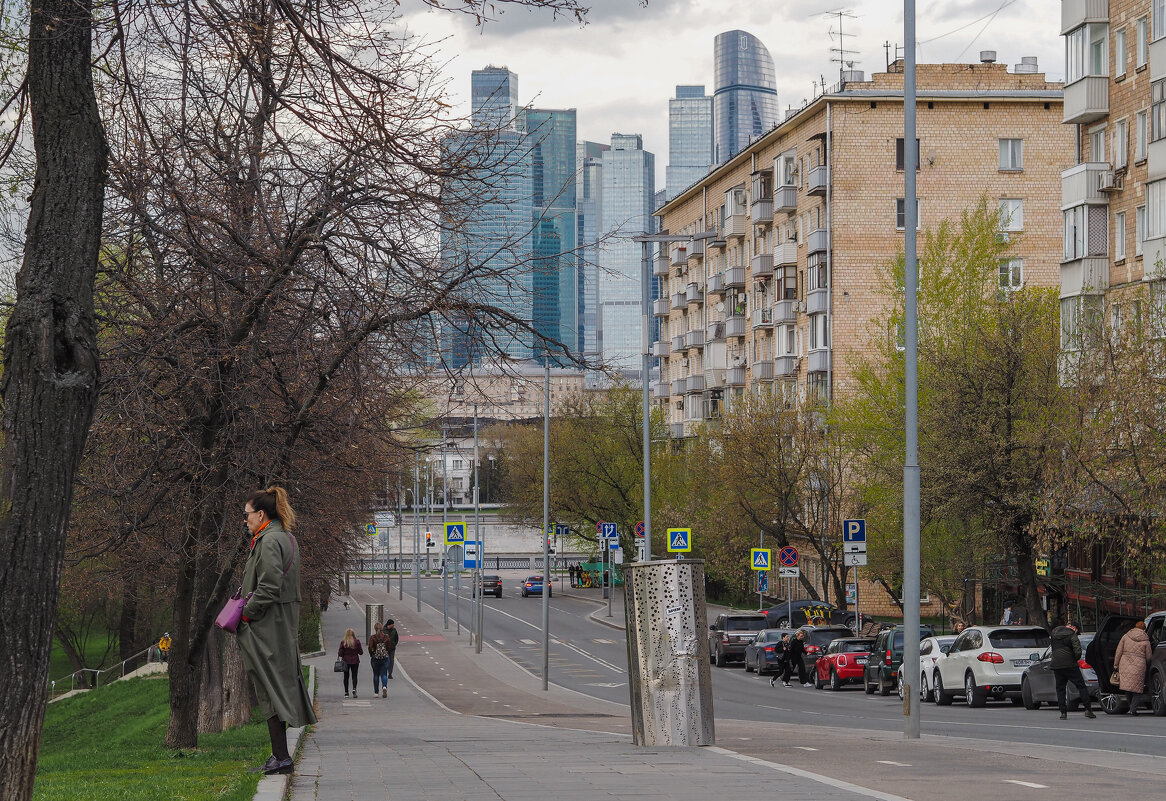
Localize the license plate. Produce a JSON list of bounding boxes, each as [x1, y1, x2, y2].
[[856, 658, 867, 664], [1011, 659, 1030, 667]]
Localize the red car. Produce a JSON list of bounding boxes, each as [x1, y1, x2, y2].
[[814, 637, 876, 691]]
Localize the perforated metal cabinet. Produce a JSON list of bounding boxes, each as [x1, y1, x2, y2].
[[365, 603, 384, 644], [623, 559, 715, 746]]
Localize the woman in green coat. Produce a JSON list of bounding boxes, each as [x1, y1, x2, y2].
[[238, 487, 317, 775]]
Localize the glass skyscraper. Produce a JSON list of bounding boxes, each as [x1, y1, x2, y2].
[[471, 66, 519, 129], [576, 141, 608, 358], [713, 30, 778, 164], [667, 85, 713, 200], [598, 134, 655, 373]]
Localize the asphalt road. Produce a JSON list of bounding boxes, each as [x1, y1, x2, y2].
[[404, 573, 1166, 758]]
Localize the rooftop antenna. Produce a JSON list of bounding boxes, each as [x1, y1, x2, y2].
[[826, 8, 860, 86]]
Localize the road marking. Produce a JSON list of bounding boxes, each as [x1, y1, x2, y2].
[[708, 747, 912, 801], [1004, 780, 1048, 789], [494, 640, 506, 646], [593, 638, 616, 644], [585, 682, 625, 687], [876, 761, 911, 767], [484, 604, 625, 672], [518, 638, 537, 645], [793, 746, 818, 751]]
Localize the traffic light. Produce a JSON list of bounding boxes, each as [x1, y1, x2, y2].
[[426, 532, 433, 548], [547, 535, 555, 554]]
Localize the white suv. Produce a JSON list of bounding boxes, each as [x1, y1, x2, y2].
[[931, 626, 1051, 707]]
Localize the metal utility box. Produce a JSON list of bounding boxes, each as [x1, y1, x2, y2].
[[365, 603, 384, 643]]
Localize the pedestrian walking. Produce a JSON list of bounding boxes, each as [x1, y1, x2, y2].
[[1114, 621, 1153, 715], [237, 486, 316, 776], [369, 622, 392, 697], [1049, 619, 1095, 720], [384, 618, 400, 679], [158, 632, 171, 663], [770, 633, 791, 687], [782, 630, 811, 687], [338, 627, 363, 697]]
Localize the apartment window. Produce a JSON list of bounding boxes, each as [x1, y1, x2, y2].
[[808, 255, 828, 290], [1089, 125, 1106, 162], [999, 199, 1024, 232], [1091, 24, 1108, 74], [779, 267, 797, 299], [1155, 81, 1166, 144], [999, 138, 1023, 170], [1138, 110, 1149, 160], [1066, 23, 1108, 81], [781, 325, 797, 356], [895, 197, 921, 230], [452, 459, 464, 470], [1116, 211, 1127, 260], [779, 152, 797, 186], [1155, 0, 1166, 40], [1063, 205, 1108, 260], [1061, 296, 1102, 350], [1137, 205, 1146, 256], [452, 477, 464, 489], [1116, 27, 1128, 78], [1148, 179, 1166, 239], [895, 137, 920, 171], [998, 258, 1023, 290], [1112, 302, 1122, 336], [1114, 119, 1129, 169], [808, 313, 829, 350], [1139, 17, 1149, 68]]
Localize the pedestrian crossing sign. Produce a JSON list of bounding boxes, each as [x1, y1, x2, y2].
[[751, 548, 771, 571], [666, 528, 691, 553], [444, 522, 466, 545]]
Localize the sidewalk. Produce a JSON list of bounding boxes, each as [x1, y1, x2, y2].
[[288, 581, 895, 801]]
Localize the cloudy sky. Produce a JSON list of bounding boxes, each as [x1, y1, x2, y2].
[[400, 0, 1062, 185]]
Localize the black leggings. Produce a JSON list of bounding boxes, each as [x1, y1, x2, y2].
[[343, 662, 359, 692]]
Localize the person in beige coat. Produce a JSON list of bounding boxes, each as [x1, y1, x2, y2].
[[1114, 621, 1153, 715]]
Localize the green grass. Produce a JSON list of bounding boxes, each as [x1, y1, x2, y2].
[[35, 676, 269, 801]]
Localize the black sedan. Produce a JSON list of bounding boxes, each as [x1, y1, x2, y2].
[[765, 600, 855, 629], [1021, 633, 1097, 710], [743, 628, 795, 675]]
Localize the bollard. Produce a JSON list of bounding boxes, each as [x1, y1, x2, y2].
[[623, 559, 714, 746], [365, 603, 384, 643]]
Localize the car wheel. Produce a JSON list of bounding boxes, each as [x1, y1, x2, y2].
[[965, 673, 986, 708], [814, 668, 824, 689], [897, 672, 905, 700], [864, 669, 875, 694], [715, 647, 726, 668], [1151, 671, 1166, 717], [1100, 693, 1125, 715], [830, 668, 842, 691], [878, 672, 891, 697], [920, 673, 929, 702], [1021, 678, 1040, 710], [745, 655, 755, 674], [775, 617, 790, 628], [933, 672, 952, 705]]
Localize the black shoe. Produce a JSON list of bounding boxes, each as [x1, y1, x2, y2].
[[264, 758, 294, 775], [770, 677, 776, 687], [1131, 708, 1139, 716], [1059, 712, 1067, 720], [249, 755, 280, 773], [344, 691, 349, 697], [1084, 710, 1096, 719]]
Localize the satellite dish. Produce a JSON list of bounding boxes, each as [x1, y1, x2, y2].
[[716, 302, 725, 312]]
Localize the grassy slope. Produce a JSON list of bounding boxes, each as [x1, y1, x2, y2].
[[35, 676, 269, 801]]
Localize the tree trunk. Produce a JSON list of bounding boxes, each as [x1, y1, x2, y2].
[[0, 2, 106, 798], [54, 629, 91, 689], [198, 628, 223, 734], [221, 634, 253, 730]]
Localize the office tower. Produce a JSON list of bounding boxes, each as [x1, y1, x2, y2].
[[667, 85, 713, 200], [576, 141, 608, 357], [713, 30, 779, 164], [598, 134, 655, 372], [520, 108, 578, 364], [472, 66, 519, 129]]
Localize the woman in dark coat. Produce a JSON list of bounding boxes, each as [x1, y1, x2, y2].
[[238, 487, 317, 775]]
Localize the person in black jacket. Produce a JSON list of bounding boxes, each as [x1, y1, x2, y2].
[[1049, 620, 1095, 720], [770, 633, 791, 687], [781, 630, 810, 687]]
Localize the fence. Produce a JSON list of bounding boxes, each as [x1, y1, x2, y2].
[[352, 556, 587, 573], [48, 643, 160, 700]]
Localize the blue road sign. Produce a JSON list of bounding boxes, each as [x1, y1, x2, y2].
[[843, 519, 867, 543], [554, 524, 570, 537], [444, 521, 466, 545], [609, 541, 619, 550], [758, 573, 769, 593], [750, 548, 771, 571], [666, 528, 691, 553], [462, 540, 479, 568], [778, 546, 799, 567], [365, 523, 378, 537], [601, 522, 618, 539]]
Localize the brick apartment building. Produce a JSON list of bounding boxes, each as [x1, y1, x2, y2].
[[652, 58, 1073, 438]]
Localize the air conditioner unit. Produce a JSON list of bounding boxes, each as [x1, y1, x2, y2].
[[1098, 170, 1123, 192]]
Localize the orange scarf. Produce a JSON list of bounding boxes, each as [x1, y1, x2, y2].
[[249, 520, 270, 550]]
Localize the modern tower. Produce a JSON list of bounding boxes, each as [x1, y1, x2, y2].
[[713, 30, 778, 164], [667, 85, 713, 200], [576, 141, 608, 358], [598, 134, 655, 373], [471, 66, 519, 129]]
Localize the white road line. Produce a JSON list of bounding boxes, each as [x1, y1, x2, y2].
[[708, 747, 912, 801], [518, 638, 537, 645], [1004, 780, 1048, 789], [593, 638, 616, 644], [793, 746, 818, 751], [876, 760, 911, 767], [494, 640, 506, 646], [484, 604, 624, 672]]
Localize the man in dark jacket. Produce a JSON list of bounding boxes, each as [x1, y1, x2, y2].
[[385, 619, 400, 679], [1050, 620, 1095, 720], [781, 630, 811, 687]]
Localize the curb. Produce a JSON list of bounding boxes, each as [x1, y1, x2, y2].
[[252, 663, 316, 801], [588, 606, 626, 631]]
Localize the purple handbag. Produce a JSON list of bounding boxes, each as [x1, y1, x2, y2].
[[215, 534, 296, 634]]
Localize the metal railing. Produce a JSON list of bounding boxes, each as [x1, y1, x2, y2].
[[48, 643, 160, 700]]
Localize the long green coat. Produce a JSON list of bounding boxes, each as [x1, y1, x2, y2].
[[237, 520, 317, 727]]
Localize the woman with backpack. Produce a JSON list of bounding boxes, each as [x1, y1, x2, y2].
[[338, 627, 363, 697], [369, 622, 392, 697]]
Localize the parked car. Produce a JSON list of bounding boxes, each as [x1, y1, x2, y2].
[[708, 613, 768, 667], [862, 624, 936, 697], [1021, 633, 1097, 710], [814, 637, 875, 690], [899, 635, 957, 701], [930, 625, 1050, 707], [795, 625, 856, 676], [744, 628, 796, 675], [473, 574, 503, 598], [765, 600, 855, 629], [520, 575, 551, 597]]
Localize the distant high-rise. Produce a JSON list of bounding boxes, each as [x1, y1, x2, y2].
[[472, 66, 519, 129], [667, 85, 713, 200], [713, 31, 778, 163], [576, 141, 608, 358], [598, 134, 655, 372]]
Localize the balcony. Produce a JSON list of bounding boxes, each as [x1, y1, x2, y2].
[[753, 307, 774, 328], [725, 214, 747, 238], [688, 239, 706, 259], [653, 340, 671, 358], [671, 334, 685, 352], [753, 360, 775, 381], [653, 255, 670, 277], [1146, 236, 1166, 281], [775, 355, 798, 376], [1061, 162, 1111, 209], [751, 197, 774, 224], [751, 253, 774, 279], [707, 272, 726, 293], [807, 349, 831, 374], [1060, 0, 1107, 35], [774, 299, 798, 324], [685, 329, 706, 349], [653, 298, 671, 317], [670, 422, 685, 439], [671, 247, 688, 266], [704, 368, 725, 389], [1153, 34, 1166, 82], [685, 374, 706, 393], [725, 266, 746, 287], [774, 185, 797, 213], [807, 288, 829, 315], [707, 320, 725, 341], [807, 228, 829, 254], [1061, 256, 1108, 296], [1063, 76, 1108, 126], [726, 366, 747, 386], [653, 381, 670, 399], [671, 378, 687, 396], [686, 282, 703, 304], [706, 232, 727, 250], [726, 315, 747, 338], [774, 241, 798, 266], [807, 164, 829, 196], [671, 292, 686, 310]]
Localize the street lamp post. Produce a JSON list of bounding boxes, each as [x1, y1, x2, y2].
[[541, 356, 551, 691]]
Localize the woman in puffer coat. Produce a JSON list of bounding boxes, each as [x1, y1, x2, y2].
[[1114, 621, 1153, 715]]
